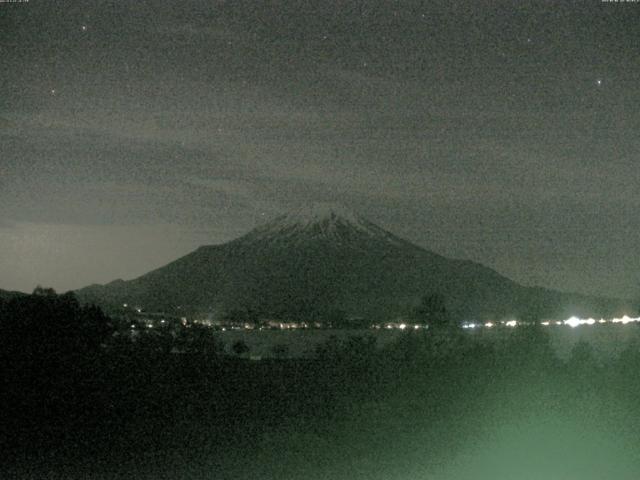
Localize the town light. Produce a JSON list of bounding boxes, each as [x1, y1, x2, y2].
[[564, 317, 581, 328]]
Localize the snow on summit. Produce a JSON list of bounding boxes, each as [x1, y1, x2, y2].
[[246, 203, 386, 241], [276, 203, 366, 228]]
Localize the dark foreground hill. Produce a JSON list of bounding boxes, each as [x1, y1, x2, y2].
[[76, 204, 630, 322], [0, 289, 26, 301], [5, 290, 640, 480]]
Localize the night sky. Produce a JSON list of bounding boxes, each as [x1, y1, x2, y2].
[[2, 0, 639, 298]]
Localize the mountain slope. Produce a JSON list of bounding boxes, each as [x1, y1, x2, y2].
[[0, 288, 27, 301], [76, 205, 630, 322]]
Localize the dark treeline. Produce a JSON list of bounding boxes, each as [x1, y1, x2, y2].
[[2, 290, 640, 479]]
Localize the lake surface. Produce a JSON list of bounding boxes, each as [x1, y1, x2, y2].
[[216, 324, 640, 360]]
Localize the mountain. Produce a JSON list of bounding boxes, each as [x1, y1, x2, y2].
[[76, 204, 630, 323], [0, 289, 27, 301]]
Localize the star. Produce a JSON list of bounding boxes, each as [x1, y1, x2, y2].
[[50, 88, 57, 95], [81, 25, 87, 32], [596, 79, 602, 86]]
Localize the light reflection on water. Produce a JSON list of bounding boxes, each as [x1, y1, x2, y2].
[[216, 322, 640, 360]]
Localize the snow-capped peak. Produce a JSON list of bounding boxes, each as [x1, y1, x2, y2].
[[245, 202, 391, 241], [275, 203, 366, 228]]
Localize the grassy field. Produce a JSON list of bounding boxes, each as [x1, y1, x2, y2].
[[4, 325, 640, 479]]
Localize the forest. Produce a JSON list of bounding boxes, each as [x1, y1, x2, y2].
[[2, 289, 640, 479]]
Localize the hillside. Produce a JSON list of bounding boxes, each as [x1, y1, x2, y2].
[[0, 289, 27, 301], [76, 205, 630, 323]]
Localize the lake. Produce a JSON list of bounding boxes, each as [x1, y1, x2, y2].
[[215, 323, 640, 360]]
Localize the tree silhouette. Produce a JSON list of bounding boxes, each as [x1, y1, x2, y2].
[[186, 323, 222, 357], [0, 288, 115, 440], [0, 288, 113, 362], [415, 293, 451, 329], [32, 285, 57, 297], [232, 339, 250, 357]]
